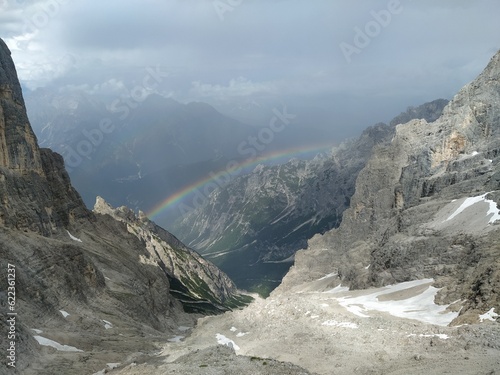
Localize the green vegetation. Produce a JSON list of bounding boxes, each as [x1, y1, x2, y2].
[[208, 247, 292, 298]]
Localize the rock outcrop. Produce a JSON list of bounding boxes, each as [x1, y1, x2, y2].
[[94, 196, 250, 313], [281, 50, 500, 324], [0, 39, 90, 234], [0, 38, 247, 374]]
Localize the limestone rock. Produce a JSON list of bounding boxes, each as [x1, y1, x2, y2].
[[93, 196, 247, 313], [280, 50, 500, 322]]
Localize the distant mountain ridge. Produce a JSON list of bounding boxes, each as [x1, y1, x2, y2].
[[173, 99, 449, 295], [24, 89, 257, 224]]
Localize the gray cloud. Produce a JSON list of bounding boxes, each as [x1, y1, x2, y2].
[[1, 0, 500, 136]]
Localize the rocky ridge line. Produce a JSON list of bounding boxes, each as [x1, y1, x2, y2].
[[281, 50, 500, 324]]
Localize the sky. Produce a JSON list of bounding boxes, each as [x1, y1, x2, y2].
[[1, 0, 500, 137]]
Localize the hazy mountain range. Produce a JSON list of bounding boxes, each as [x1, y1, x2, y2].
[[24, 88, 339, 228]]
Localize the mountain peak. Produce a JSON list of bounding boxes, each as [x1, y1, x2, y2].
[[0, 38, 89, 234], [0, 39, 24, 105], [0, 40, 42, 172]]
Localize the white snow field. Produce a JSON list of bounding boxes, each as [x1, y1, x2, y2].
[[333, 279, 458, 326], [479, 308, 499, 322], [215, 333, 240, 351], [33, 335, 83, 352], [445, 192, 500, 224]]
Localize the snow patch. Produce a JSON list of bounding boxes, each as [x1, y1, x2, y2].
[[322, 320, 358, 329], [168, 335, 185, 343], [33, 335, 83, 352], [178, 326, 191, 332], [107, 363, 120, 369], [471, 151, 479, 156], [446, 193, 488, 221], [335, 279, 458, 326], [59, 310, 70, 318], [407, 333, 449, 340], [339, 303, 370, 318], [317, 272, 338, 281], [236, 332, 249, 337], [31, 329, 43, 334], [230, 326, 238, 332], [66, 230, 82, 242], [364, 264, 371, 270], [103, 320, 113, 329], [486, 200, 500, 224], [445, 192, 500, 224], [325, 285, 350, 294], [479, 308, 499, 322], [216, 333, 240, 351]]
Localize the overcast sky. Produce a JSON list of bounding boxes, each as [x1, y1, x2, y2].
[[1, 0, 500, 136]]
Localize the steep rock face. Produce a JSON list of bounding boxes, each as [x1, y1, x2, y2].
[[281, 50, 500, 323], [94, 197, 249, 313], [0, 39, 42, 172], [174, 100, 447, 295], [0, 39, 90, 234], [0, 39, 247, 374]]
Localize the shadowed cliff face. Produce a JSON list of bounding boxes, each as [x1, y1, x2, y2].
[[0, 39, 247, 374], [0, 39, 42, 172], [0, 39, 90, 234], [281, 50, 500, 323]]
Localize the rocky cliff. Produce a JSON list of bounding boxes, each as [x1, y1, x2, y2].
[[0, 39, 246, 374], [93, 196, 250, 313], [281, 50, 500, 324], [0, 39, 90, 234], [174, 100, 448, 295]]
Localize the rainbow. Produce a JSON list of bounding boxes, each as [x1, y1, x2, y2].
[[146, 143, 336, 220]]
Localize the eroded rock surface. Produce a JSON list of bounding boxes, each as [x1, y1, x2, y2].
[[282, 50, 500, 324]]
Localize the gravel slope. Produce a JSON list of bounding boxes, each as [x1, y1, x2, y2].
[[111, 280, 500, 375]]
